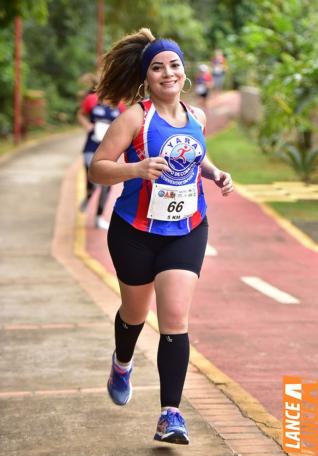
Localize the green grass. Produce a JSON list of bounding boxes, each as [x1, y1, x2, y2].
[[206, 123, 318, 236], [268, 201, 318, 222], [206, 123, 298, 184], [0, 137, 18, 156]]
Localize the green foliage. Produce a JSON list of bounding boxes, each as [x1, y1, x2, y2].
[[106, 0, 207, 60], [1, 0, 98, 130], [206, 124, 297, 184], [188, 0, 257, 51], [153, 3, 206, 60], [0, 26, 14, 136], [277, 143, 318, 183], [208, 0, 257, 49], [23, 0, 97, 122], [269, 200, 318, 222], [0, 0, 48, 26], [1, 0, 210, 135], [227, 0, 318, 181]]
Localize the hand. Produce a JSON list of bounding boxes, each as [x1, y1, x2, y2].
[[87, 123, 94, 133], [213, 169, 233, 197], [136, 157, 170, 180]]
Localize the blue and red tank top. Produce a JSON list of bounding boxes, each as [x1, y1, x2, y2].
[[114, 99, 207, 236]]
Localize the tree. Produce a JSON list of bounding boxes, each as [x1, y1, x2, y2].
[[0, 0, 49, 136], [1, 0, 209, 134], [0, 0, 48, 26], [23, 0, 97, 122], [106, 0, 207, 59], [188, 0, 257, 51], [0, 26, 14, 136], [228, 0, 318, 181]]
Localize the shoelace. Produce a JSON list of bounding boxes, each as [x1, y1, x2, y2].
[[165, 410, 185, 427], [112, 366, 131, 389]]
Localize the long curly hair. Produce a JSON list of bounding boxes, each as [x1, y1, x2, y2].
[[96, 28, 155, 106]]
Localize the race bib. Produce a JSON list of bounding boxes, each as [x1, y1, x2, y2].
[[92, 121, 110, 142], [195, 83, 207, 95], [147, 183, 198, 221], [213, 65, 224, 75]]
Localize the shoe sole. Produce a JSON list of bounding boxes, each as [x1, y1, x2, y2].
[[154, 431, 189, 445], [96, 220, 109, 230], [107, 379, 132, 406]]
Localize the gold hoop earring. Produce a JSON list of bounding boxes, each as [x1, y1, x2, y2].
[[136, 83, 145, 100], [182, 77, 192, 93]]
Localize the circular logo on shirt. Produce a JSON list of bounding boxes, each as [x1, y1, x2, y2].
[[160, 134, 204, 184]]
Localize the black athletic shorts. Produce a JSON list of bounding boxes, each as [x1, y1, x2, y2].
[[107, 211, 209, 286]]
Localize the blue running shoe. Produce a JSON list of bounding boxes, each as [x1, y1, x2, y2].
[[154, 409, 189, 445], [107, 353, 132, 406]]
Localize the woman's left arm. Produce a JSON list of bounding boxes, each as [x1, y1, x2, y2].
[[200, 156, 233, 197], [192, 106, 233, 197]]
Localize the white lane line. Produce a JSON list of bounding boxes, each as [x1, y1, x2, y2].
[[205, 243, 218, 256], [241, 276, 300, 304]]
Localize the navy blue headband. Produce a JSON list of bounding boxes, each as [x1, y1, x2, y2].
[[141, 39, 184, 81]]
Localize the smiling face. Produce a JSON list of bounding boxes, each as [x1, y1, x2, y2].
[[146, 51, 186, 99]]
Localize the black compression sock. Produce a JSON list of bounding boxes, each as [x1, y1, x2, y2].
[[115, 311, 145, 363], [157, 333, 190, 408]]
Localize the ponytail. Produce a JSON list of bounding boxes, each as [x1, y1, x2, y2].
[[96, 28, 155, 106]]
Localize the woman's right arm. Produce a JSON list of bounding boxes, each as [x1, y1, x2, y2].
[[88, 104, 169, 186], [77, 109, 93, 133]]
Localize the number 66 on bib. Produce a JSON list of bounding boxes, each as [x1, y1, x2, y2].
[[147, 183, 198, 221]]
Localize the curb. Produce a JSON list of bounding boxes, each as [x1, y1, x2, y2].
[[235, 183, 318, 253]]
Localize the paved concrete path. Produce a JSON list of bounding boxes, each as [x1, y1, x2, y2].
[[1, 132, 281, 455]]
